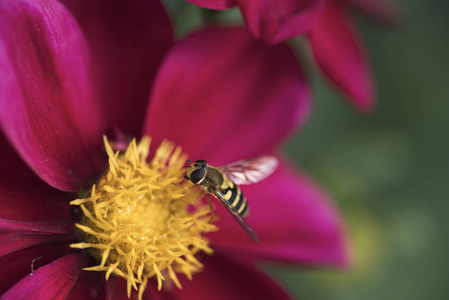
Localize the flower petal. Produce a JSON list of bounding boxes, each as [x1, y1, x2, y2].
[[308, 2, 375, 112], [0, 243, 75, 296], [143, 283, 178, 300], [185, 0, 237, 9], [104, 276, 127, 300], [170, 253, 294, 300], [66, 272, 105, 300], [144, 27, 310, 164], [209, 159, 349, 267], [237, 0, 325, 43], [0, 181, 72, 233], [0, 232, 70, 257], [0, 134, 73, 233], [60, 0, 173, 136], [105, 276, 177, 300], [0, 0, 106, 191]]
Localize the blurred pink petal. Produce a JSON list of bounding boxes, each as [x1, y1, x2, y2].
[[308, 2, 375, 112], [60, 0, 174, 136], [345, 0, 403, 26], [0, 0, 106, 191], [171, 253, 294, 300], [210, 160, 348, 267], [144, 27, 310, 164], [237, 0, 325, 44], [185, 0, 236, 9], [0, 243, 74, 295], [0, 134, 73, 233]]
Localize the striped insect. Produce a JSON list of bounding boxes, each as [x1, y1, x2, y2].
[[184, 156, 278, 243]]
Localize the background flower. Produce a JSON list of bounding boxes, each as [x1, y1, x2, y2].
[[183, 0, 401, 43], [180, 0, 401, 112]]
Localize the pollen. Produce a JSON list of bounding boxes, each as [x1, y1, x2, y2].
[[70, 136, 217, 299]]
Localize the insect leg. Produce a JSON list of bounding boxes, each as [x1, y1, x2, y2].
[[207, 194, 215, 223]]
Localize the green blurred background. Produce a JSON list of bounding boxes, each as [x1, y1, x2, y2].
[[283, 1, 449, 299], [166, 1, 448, 299]]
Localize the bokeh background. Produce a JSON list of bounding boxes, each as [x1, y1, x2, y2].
[[166, 1, 448, 299]]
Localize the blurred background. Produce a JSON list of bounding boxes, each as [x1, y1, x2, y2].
[[166, 1, 448, 299], [284, 1, 449, 299]]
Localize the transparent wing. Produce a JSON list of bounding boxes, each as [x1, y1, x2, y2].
[[210, 190, 259, 243], [218, 156, 279, 185]]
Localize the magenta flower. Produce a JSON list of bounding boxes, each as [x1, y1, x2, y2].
[[0, 0, 347, 299], [185, 0, 400, 112]]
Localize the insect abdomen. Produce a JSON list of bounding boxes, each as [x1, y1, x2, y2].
[[220, 179, 249, 217]]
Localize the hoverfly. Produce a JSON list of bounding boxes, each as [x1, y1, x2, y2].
[[184, 156, 278, 243]]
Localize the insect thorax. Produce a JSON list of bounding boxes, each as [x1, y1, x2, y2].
[[202, 167, 224, 190]]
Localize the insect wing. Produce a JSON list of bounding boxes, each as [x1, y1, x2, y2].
[[211, 190, 259, 243], [218, 156, 279, 185]]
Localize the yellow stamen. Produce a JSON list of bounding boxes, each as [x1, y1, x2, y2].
[[71, 136, 217, 299]]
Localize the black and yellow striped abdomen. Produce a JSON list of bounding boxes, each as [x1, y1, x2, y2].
[[219, 177, 249, 217]]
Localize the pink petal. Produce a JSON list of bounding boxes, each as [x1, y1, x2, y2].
[[0, 243, 75, 296], [0, 232, 70, 257], [345, 0, 403, 26], [185, 0, 237, 9], [308, 2, 376, 112], [105, 276, 177, 300], [0, 180, 73, 233], [0, 134, 73, 234], [66, 272, 105, 300], [105, 276, 128, 300], [60, 0, 174, 136], [209, 159, 349, 267], [0, 0, 106, 191], [143, 283, 178, 300], [237, 0, 325, 44], [170, 253, 294, 300], [144, 27, 310, 164]]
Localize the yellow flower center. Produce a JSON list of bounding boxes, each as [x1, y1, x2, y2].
[[70, 136, 217, 299]]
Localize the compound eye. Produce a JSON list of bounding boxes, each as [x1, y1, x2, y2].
[[190, 168, 206, 184]]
